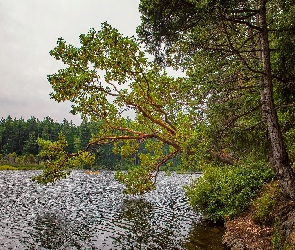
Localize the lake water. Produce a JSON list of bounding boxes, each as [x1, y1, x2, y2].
[[0, 171, 225, 249]]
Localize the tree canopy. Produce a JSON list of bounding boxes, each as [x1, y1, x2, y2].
[[0, 116, 122, 169], [33, 23, 208, 194], [34, 1, 295, 197], [137, 0, 295, 197]]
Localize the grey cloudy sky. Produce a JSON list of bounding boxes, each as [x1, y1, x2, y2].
[[0, 0, 140, 124]]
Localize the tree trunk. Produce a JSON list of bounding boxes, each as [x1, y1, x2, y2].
[[259, 0, 295, 198]]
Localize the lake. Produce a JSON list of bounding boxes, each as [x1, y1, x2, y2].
[[0, 171, 225, 249]]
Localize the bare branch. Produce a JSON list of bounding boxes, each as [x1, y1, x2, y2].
[[151, 150, 179, 185], [225, 17, 262, 31]]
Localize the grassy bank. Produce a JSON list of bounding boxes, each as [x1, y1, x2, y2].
[[0, 165, 44, 170]]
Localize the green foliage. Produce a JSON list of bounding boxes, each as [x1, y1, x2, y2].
[[272, 221, 283, 250], [32, 133, 95, 184], [138, 0, 273, 169], [40, 22, 206, 192], [0, 116, 125, 170], [185, 162, 274, 222], [284, 127, 295, 163], [0, 164, 43, 170], [15, 154, 37, 165], [138, 0, 295, 199], [164, 169, 172, 176], [252, 182, 281, 225], [271, 220, 295, 250], [0, 165, 18, 170], [13, 165, 44, 170], [115, 165, 156, 195], [22, 0, 295, 198]]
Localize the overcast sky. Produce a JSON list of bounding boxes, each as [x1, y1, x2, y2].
[[0, 0, 140, 124]]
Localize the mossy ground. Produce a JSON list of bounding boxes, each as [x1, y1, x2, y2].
[[223, 182, 295, 250]]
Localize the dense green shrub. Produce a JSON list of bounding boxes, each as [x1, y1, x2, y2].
[[184, 162, 274, 222]]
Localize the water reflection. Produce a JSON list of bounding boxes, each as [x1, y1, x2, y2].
[[0, 171, 225, 250], [111, 199, 155, 249], [109, 198, 196, 250], [185, 221, 226, 250], [28, 212, 95, 249]]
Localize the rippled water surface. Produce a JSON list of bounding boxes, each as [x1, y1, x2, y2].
[[0, 171, 225, 249]]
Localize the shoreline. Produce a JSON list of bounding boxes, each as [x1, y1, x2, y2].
[[222, 193, 295, 249]]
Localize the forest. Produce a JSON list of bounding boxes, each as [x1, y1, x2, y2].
[[3, 0, 295, 248], [0, 116, 123, 169]]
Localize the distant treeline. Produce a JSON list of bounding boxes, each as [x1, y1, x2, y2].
[[0, 116, 122, 169]]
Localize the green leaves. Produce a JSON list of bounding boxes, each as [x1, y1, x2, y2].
[[32, 133, 94, 184], [30, 22, 195, 192], [115, 165, 156, 195], [185, 162, 274, 222]]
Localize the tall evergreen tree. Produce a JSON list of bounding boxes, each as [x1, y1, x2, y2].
[[137, 0, 295, 197]]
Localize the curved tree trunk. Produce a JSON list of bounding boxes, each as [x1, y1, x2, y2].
[[259, 0, 295, 198]]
